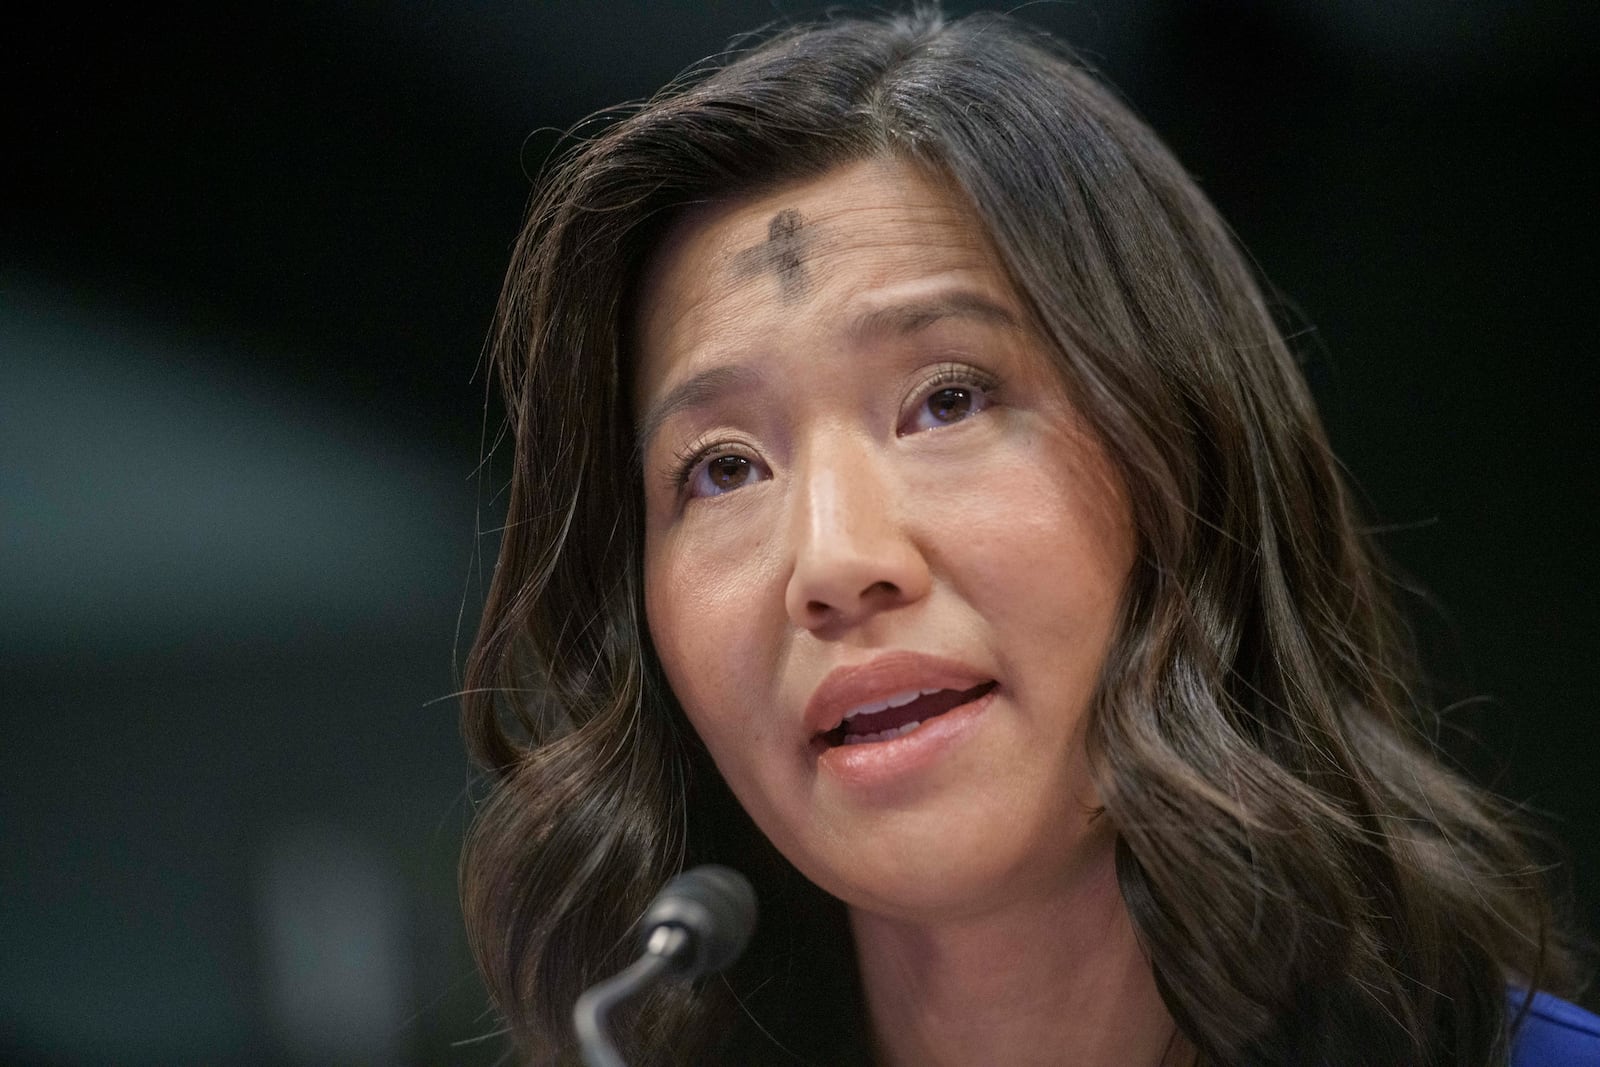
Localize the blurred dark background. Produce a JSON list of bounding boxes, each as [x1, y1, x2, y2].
[[3, 1, 1594, 1063]]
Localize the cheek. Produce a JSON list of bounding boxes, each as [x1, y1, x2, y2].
[[642, 520, 784, 755], [942, 430, 1133, 657], [953, 426, 1130, 576]]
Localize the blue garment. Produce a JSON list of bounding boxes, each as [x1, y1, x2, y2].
[[1510, 991, 1600, 1066]]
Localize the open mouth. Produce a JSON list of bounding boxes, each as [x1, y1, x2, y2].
[[820, 681, 997, 747]]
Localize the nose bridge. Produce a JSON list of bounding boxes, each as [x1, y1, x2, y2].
[[797, 430, 880, 548], [784, 429, 927, 627]]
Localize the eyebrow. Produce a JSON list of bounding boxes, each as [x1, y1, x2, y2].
[[635, 292, 1022, 454], [848, 291, 1022, 342], [636, 363, 766, 458]]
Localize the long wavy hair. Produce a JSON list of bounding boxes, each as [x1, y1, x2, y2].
[[460, 9, 1581, 1065]]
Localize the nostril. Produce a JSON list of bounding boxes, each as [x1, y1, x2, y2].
[[808, 579, 900, 618], [785, 530, 931, 629]]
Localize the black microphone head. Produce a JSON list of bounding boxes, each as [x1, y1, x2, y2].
[[641, 864, 757, 979]]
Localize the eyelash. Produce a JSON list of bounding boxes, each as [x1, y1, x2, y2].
[[663, 362, 1002, 496], [668, 435, 774, 502], [910, 363, 1001, 415], [668, 435, 750, 492]]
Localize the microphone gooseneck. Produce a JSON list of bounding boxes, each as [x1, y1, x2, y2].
[[573, 865, 757, 1067]]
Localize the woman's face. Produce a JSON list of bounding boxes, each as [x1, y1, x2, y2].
[[634, 158, 1136, 919]]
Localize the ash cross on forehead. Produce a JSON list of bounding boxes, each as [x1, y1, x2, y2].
[[731, 208, 811, 302]]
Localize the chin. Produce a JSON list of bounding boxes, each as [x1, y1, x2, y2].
[[799, 811, 1115, 924]]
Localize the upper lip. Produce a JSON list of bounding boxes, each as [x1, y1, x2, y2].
[[803, 651, 995, 738]]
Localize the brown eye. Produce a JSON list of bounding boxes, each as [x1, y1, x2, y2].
[[685, 451, 769, 498], [708, 455, 751, 490], [927, 387, 974, 423], [902, 374, 995, 435]]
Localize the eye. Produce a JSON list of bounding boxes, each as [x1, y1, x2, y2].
[[679, 446, 771, 499], [900, 367, 998, 435]]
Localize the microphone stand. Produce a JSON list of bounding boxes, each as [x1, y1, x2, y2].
[[573, 926, 691, 1067], [571, 865, 756, 1067]]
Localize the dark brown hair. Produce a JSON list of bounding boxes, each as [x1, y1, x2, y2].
[[461, 9, 1580, 1064]]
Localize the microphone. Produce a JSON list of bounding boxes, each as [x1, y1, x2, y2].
[[573, 865, 757, 1067]]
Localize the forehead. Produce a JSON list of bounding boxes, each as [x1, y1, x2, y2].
[[631, 158, 1010, 407]]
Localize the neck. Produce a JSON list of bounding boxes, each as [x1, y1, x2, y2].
[[849, 847, 1191, 1067]]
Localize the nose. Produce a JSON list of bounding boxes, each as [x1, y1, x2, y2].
[[783, 439, 932, 632]]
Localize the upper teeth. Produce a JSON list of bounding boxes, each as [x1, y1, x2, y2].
[[840, 688, 941, 724]]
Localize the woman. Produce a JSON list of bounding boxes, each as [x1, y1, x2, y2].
[[460, 9, 1592, 1065]]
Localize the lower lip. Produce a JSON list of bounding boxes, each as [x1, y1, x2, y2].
[[815, 685, 998, 789]]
